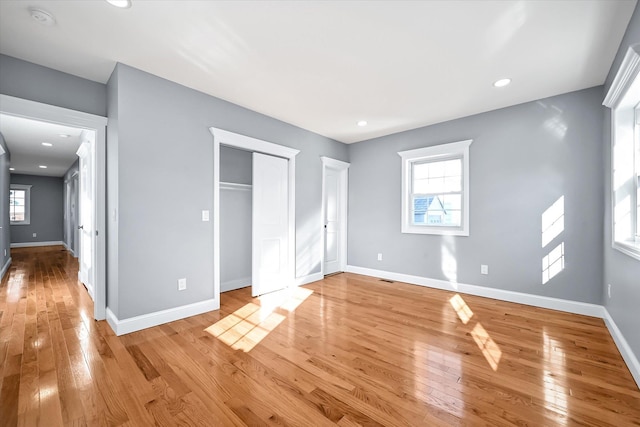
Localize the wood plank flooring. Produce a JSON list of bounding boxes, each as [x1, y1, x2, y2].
[[1, 246, 639, 426]]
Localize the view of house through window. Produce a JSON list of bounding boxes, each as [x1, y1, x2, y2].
[[10, 184, 31, 225], [412, 157, 463, 227], [399, 139, 472, 236]]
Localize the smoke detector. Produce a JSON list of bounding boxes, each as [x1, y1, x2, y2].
[[29, 8, 56, 26]]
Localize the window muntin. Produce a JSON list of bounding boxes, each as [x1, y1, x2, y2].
[[10, 184, 31, 225], [399, 139, 472, 236]]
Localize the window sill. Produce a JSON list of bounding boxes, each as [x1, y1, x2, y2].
[[402, 225, 469, 236], [10, 222, 30, 226], [613, 240, 640, 262]]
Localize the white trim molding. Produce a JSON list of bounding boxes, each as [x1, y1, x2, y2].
[[320, 156, 350, 276], [210, 127, 300, 306], [11, 240, 65, 248], [1, 257, 12, 280], [603, 309, 640, 388], [398, 139, 472, 236], [106, 299, 217, 336], [604, 44, 640, 108], [345, 265, 639, 388], [346, 265, 604, 317], [295, 272, 323, 287], [0, 94, 107, 322], [604, 44, 640, 262]]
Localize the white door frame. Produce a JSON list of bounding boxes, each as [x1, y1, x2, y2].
[[210, 127, 299, 308], [320, 156, 350, 275], [0, 94, 107, 320]]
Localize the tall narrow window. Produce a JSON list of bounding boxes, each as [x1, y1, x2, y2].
[[399, 139, 472, 236], [10, 184, 32, 225], [604, 44, 640, 260]]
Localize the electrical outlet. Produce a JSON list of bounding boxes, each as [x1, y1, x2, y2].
[[202, 210, 210, 222], [377, 253, 383, 261], [178, 278, 187, 291], [32, 233, 37, 238], [3, 249, 6, 257], [481, 264, 489, 275], [608, 284, 611, 299]]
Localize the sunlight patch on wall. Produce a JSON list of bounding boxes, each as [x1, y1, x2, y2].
[[541, 196, 564, 248], [542, 242, 564, 285], [441, 236, 458, 288]]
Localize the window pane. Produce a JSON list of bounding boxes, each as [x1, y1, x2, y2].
[[413, 158, 462, 194], [412, 195, 462, 227], [443, 159, 462, 176], [442, 194, 462, 210]]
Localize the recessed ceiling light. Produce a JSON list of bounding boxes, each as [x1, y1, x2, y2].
[[493, 78, 512, 88], [58, 134, 70, 138], [9, 168, 15, 171], [357, 120, 368, 127], [105, 0, 132, 8], [29, 7, 56, 26], [39, 165, 47, 169], [42, 142, 53, 147]]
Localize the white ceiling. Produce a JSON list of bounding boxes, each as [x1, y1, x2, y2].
[[0, 0, 636, 144], [0, 114, 82, 177]]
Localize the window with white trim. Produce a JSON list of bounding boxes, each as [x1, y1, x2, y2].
[[10, 184, 32, 225], [604, 45, 640, 261], [399, 139, 472, 236]]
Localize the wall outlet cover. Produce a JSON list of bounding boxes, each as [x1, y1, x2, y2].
[[178, 278, 187, 291], [481, 264, 489, 275]]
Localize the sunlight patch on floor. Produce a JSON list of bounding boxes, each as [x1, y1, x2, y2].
[[470, 323, 502, 371], [205, 287, 313, 352]]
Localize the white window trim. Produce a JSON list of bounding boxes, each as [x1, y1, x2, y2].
[[398, 139, 472, 236], [604, 44, 640, 261], [10, 184, 32, 225]]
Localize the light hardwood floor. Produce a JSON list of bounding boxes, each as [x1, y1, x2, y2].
[[1, 246, 639, 426]]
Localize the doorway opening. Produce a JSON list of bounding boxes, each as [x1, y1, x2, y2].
[[0, 95, 107, 320], [321, 156, 350, 276], [210, 127, 299, 307]]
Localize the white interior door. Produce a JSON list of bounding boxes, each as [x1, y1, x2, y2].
[[324, 168, 340, 275], [76, 140, 95, 300], [252, 152, 289, 296]]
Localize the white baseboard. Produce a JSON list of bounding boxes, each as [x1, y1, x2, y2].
[[603, 309, 640, 388], [221, 276, 251, 292], [62, 241, 76, 257], [11, 240, 65, 248], [106, 298, 218, 336], [0, 257, 11, 280], [346, 265, 605, 317], [346, 264, 639, 389], [295, 272, 323, 286]]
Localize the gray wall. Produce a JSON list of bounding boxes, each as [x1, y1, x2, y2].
[[348, 87, 604, 304], [63, 159, 79, 255], [220, 146, 252, 291], [0, 54, 107, 117], [603, 3, 640, 360], [0, 133, 11, 275], [108, 63, 348, 319], [10, 174, 64, 244]]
